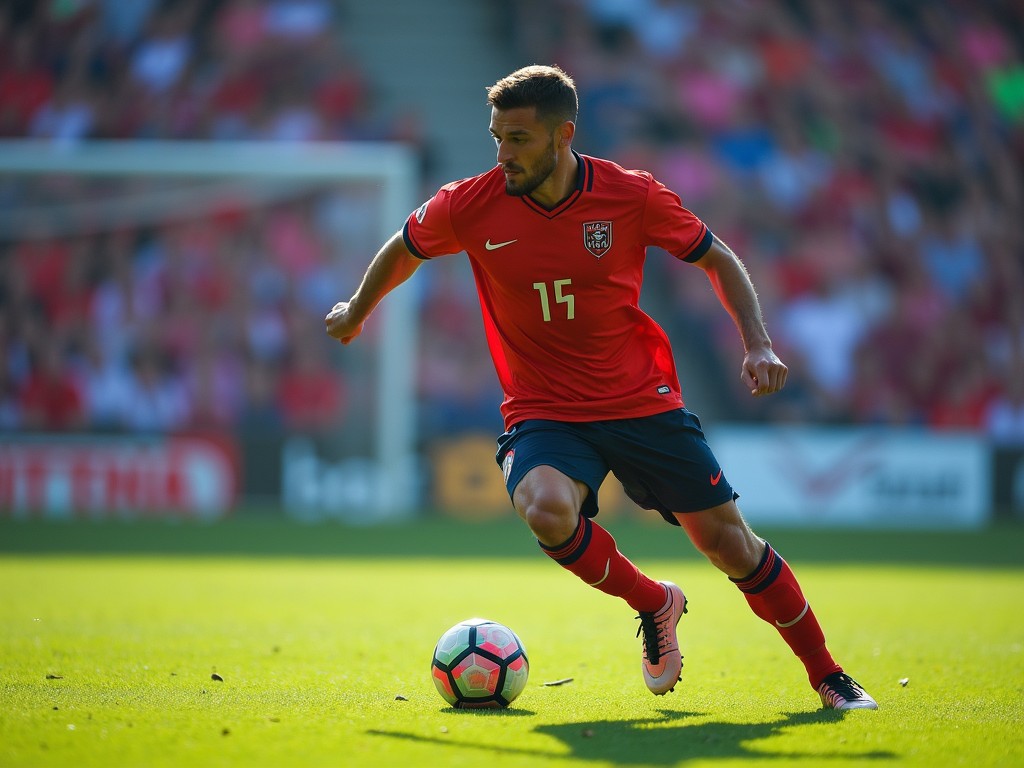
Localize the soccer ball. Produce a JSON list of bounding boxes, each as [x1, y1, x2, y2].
[[430, 618, 529, 709]]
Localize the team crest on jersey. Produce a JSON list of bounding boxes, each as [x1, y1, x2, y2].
[[583, 221, 612, 258]]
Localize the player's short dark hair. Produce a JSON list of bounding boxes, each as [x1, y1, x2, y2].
[[486, 65, 578, 127]]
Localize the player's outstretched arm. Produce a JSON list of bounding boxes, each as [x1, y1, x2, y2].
[[325, 230, 422, 345], [690, 236, 788, 396]]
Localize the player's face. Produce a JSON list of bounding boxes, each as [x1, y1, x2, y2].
[[489, 107, 559, 197]]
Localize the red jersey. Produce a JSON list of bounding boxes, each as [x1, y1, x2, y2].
[[403, 152, 713, 429]]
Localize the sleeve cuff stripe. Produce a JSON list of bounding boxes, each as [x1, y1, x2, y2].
[[682, 227, 713, 263], [402, 221, 431, 260]]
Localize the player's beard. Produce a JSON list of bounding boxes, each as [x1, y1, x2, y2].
[[503, 139, 557, 197]]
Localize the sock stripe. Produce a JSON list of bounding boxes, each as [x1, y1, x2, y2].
[[731, 543, 782, 594], [776, 600, 810, 628], [538, 515, 592, 566]]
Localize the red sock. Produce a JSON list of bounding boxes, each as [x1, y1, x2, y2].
[[731, 543, 842, 688], [539, 515, 666, 612]]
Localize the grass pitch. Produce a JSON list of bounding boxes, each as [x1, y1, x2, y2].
[[1, 516, 1022, 768]]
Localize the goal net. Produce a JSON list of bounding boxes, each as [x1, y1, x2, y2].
[[0, 139, 420, 520]]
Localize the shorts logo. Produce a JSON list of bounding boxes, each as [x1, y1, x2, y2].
[[657, 385, 671, 395], [502, 449, 515, 484], [583, 221, 612, 258]]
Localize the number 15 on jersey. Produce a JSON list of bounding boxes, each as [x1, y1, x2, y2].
[[533, 279, 575, 322]]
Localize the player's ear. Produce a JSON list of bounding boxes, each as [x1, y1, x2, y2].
[[557, 121, 575, 148]]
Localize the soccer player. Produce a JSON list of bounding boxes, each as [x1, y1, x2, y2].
[[325, 65, 877, 710]]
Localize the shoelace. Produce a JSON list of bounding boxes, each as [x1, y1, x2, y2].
[[635, 612, 662, 663], [820, 673, 865, 701]]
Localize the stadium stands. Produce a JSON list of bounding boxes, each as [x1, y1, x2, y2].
[[0, 0, 1021, 446]]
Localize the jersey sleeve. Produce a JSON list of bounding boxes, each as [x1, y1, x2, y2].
[[402, 185, 462, 260], [643, 175, 714, 263]]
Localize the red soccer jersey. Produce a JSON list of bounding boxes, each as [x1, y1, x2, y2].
[[403, 152, 713, 429]]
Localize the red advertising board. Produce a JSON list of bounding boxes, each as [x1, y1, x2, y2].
[[0, 435, 238, 520]]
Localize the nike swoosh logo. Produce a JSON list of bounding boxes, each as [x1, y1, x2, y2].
[[775, 601, 809, 628], [586, 559, 611, 587], [485, 238, 517, 250], [710, 469, 723, 486]]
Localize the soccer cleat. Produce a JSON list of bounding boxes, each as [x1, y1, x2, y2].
[[817, 672, 878, 710], [635, 581, 687, 695]]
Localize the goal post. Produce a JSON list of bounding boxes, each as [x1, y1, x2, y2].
[[0, 139, 421, 517]]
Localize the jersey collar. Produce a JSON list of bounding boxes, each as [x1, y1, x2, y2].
[[521, 150, 591, 219]]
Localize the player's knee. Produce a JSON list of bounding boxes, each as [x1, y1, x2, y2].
[[513, 472, 583, 545], [518, 500, 577, 546]]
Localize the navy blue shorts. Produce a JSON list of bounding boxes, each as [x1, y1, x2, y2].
[[494, 408, 738, 526]]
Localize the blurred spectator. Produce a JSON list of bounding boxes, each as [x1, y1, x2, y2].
[[313, 48, 368, 134], [711, 102, 776, 179], [928, 358, 995, 431], [986, 51, 1024, 123], [0, 26, 55, 136], [120, 347, 191, 432], [631, 0, 699, 63], [205, 55, 265, 139], [985, 357, 1024, 445], [0, 370, 20, 429], [674, 46, 751, 132], [214, 0, 270, 63], [18, 338, 86, 431], [256, 86, 325, 142], [848, 342, 920, 426], [27, 71, 96, 143], [96, 0, 160, 49], [187, 332, 246, 429], [48, 236, 97, 335], [917, 206, 988, 305], [756, 113, 831, 215], [128, 4, 195, 96], [264, 0, 332, 46], [74, 334, 133, 431], [923, 306, 999, 429], [238, 355, 283, 431], [10, 223, 72, 319], [276, 336, 344, 432], [777, 262, 890, 406]]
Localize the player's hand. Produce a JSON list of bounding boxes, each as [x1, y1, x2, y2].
[[741, 346, 788, 396], [325, 301, 365, 345]]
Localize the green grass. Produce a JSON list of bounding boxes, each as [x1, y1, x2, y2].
[[1, 517, 1023, 767]]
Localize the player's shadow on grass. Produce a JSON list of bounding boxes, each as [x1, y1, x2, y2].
[[535, 709, 895, 764], [369, 708, 897, 764]]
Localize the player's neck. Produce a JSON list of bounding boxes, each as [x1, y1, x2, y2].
[[528, 150, 578, 209]]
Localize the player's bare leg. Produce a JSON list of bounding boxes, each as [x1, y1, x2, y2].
[[675, 501, 877, 710], [514, 465, 684, 694]]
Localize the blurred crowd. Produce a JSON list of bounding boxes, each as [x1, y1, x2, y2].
[[0, 0, 398, 439], [0, 0, 417, 144], [510, 0, 1024, 440], [1, 0, 1023, 445]]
